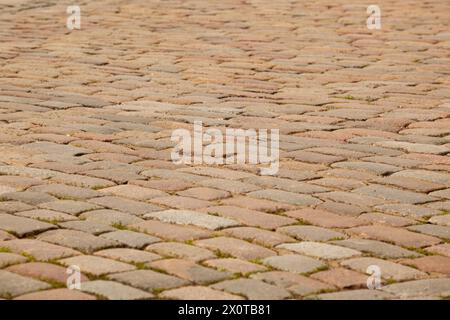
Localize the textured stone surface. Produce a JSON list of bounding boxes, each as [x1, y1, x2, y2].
[[80, 280, 153, 300], [1, 0, 450, 300], [278, 242, 361, 260], [262, 255, 325, 274]]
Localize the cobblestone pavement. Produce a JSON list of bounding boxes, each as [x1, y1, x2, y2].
[[0, 0, 450, 300]]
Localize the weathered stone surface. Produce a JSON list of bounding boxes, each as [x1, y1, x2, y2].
[[37, 230, 118, 253], [100, 230, 160, 249], [161, 286, 243, 300], [341, 257, 426, 281], [277, 226, 346, 242], [108, 270, 188, 292], [262, 254, 326, 274], [331, 239, 420, 259], [195, 237, 275, 260], [250, 271, 333, 296], [0, 239, 80, 261], [278, 242, 361, 260], [312, 289, 394, 300], [0, 213, 56, 237], [14, 288, 96, 300], [211, 279, 291, 300], [348, 225, 441, 248], [59, 255, 136, 276], [144, 209, 238, 230], [0, 270, 50, 298], [0, 252, 27, 268], [150, 259, 230, 284], [80, 280, 153, 300], [146, 242, 214, 262], [311, 268, 367, 289], [382, 279, 450, 298]]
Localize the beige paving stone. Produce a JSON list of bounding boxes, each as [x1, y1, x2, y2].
[[107, 270, 189, 292], [37, 229, 119, 253], [195, 237, 275, 260], [95, 248, 161, 265], [0, 213, 56, 237], [132, 220, 211, 241], [277, 225, 346, 242], [348, 225, 442, 248], [145, 242, 214, 262], [150, 259, 230, 284], [80, 280, 153, 300], [203, 205, 295, 229], [14, 288, 96, 300], [250, 271, 334, 296], [204, 258, 266, 274], [59, 255, 136, 276], [211, 279, 291, 300], [278, 242, 361, 260], [381, 279, 450, 298], [401, 256, 450, 276], [341, 257, 426, 281], [285, 208, 367, 228], [6, 262, 89, 284], [98, 185, 168, 200], [0, 252, 27, 268], [312, 289, 394, 300], [310, 268, 367, 289], [262, 254, 326, 274], [100, 230, 160, 249], [144, 209, 238, 230], [0, 270, 51, 298], [221, 227, 295, 247], [0, 239, 81, 261], [161, 286, 244, 300]]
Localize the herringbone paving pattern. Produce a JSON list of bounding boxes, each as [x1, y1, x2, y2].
[[0, 0, 449, 299]]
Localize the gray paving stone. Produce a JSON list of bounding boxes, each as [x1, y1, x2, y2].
[[0, 191, 57, 205], [341, 257, 426, 281], [312, 289, 394, 300], [262, 254, 326, 274], [277, 226, 346, 242], [382, 278, 450, 298], [39, 200, 101, 215], [144, 209, 239, 230], [332, 161, 401, 175], [211, 279, 291, 300], [108, 270, 189, 292], [59, 255, 136, 276], [374, 203, 441, 218], [429, 214, 450, 227], [391, 170, 450, 185], [100, 230, 160, 248], [58, 220, 116, 235], [0, 252, 28, 268], [146, 242, 215, 262], [95, 248, 161, 265], [80, 280, 153, 300], [0, 213, 56, 237], [37, 229, 118, 253], [278, 242, 361, 260], [248, 189, 321, 206], [407, 224, 450, 239], [331, 239, 421, 259], [28, 183, 100, 200], [353, 185, 437, 204], [80, 209, 144, 226], [88, 196, 162, 216], [0, 270, 51, 298]]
